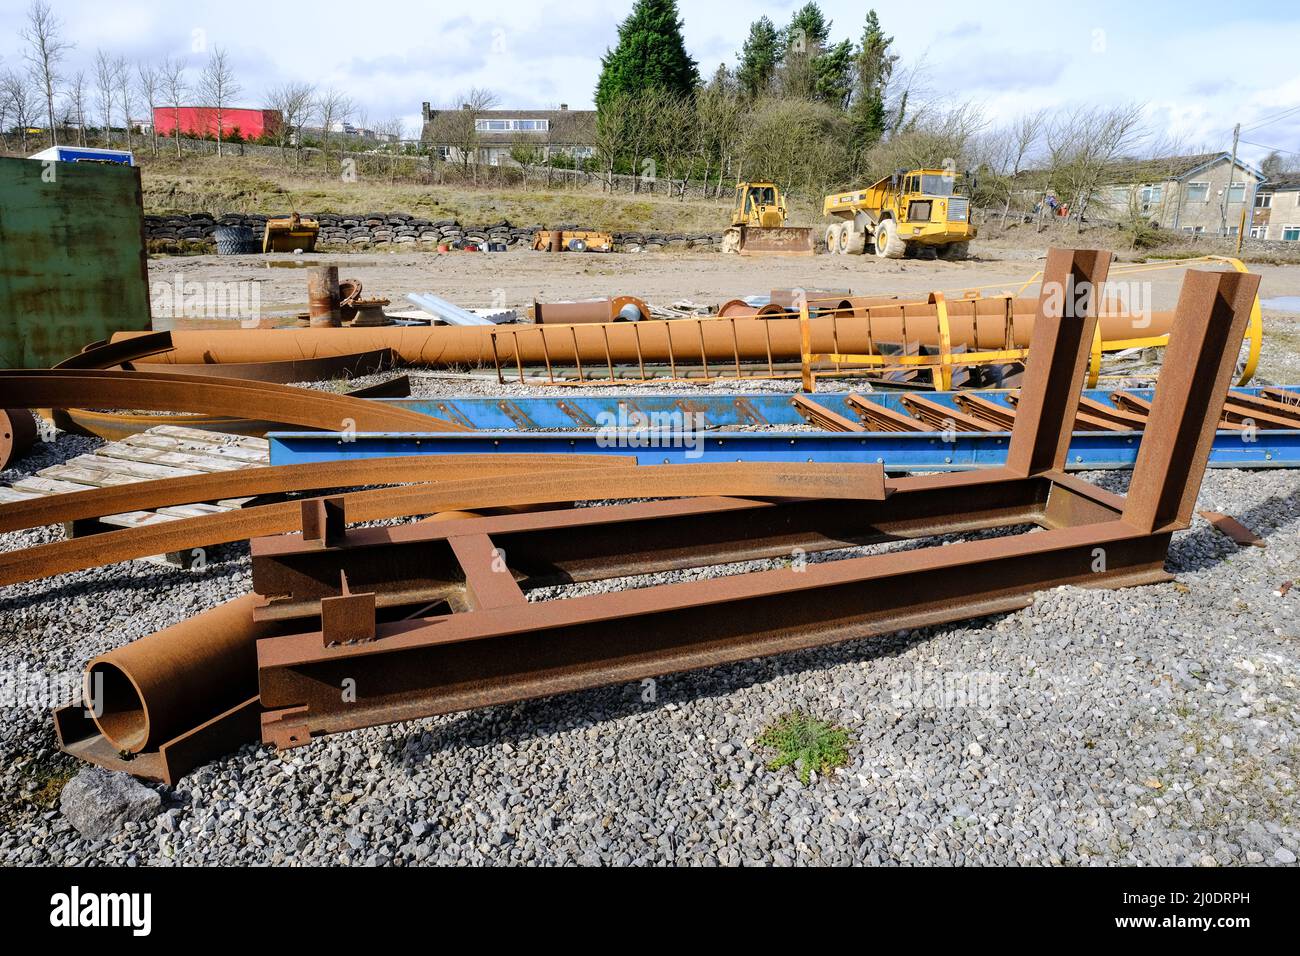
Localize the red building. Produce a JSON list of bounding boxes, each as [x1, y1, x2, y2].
[[152, 107, 281, 140]]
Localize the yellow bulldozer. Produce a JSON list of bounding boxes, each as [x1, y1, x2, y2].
[[720, 182, 816, 256], [822, 168, 976, 260]]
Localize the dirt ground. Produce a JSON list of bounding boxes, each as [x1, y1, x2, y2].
[[146, 245, 1300, 383]]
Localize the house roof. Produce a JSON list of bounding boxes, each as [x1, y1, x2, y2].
[[1099, 151, 1262, 185], [1260, 172, 1300, 192]]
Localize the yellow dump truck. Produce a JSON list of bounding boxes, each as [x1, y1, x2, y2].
[[822, 169, 975, 260], [720, 182, 816, 256]]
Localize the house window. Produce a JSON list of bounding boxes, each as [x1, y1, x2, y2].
[[1283, 226, 1300, 241], [1255, 193, 1272, 208], [1249, 226, 1265, 239], [1226, 182, 1246, 204], [1139, 184, 1163, 205], [1185, 182, 1209, 202], [1111, 186, 1129, 203]]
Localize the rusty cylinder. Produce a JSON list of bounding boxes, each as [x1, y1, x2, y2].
[[307, 266, 342, 328], [85, 595, 279, 753]]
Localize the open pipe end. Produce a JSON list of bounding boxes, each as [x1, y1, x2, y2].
[[86, 661, 151, 753]]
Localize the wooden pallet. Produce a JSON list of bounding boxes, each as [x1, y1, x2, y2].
[[2, 425, 271, 568]]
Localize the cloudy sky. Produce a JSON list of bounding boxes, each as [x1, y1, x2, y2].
[[2, 0, 1297, 164]]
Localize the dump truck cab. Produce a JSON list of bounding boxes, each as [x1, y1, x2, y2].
[[823, 168, 976, 260]]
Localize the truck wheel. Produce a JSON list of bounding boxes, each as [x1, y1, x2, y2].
[[824, 223, 843, 255], [874, 219, 906, 259], [842, 228, 867, 256], [937, 242, 970, 260]]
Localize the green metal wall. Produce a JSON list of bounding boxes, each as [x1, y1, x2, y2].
[[0, 156, 152, 368]]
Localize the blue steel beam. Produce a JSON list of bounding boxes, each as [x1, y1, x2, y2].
[[268, 386, 1300, 471], [374, 386, 1297, 432]]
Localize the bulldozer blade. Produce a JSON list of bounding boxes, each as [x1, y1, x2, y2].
[[739, 226, 816, 257]]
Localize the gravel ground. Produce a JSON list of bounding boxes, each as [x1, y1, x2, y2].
[[1, 392, 1297, 866]]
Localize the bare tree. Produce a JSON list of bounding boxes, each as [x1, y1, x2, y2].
[[426, 88, 500, 183], [114, 55, 134, 152], [22, 0, 70, 147], [66, 69, 88, 145], [1046, 104, 1148, 232], [1, 69, 40, 152], [93, 49, 116, 146], [313, 87, 354, 170], [136, 62, 160, 156], [265, 80, 314, 164], [593, 92, 632, 192], [158, 56, 186, 159], [199, 46, 240, 157]]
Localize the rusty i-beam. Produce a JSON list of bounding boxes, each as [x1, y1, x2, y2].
[[245, 251, 1259, 750]]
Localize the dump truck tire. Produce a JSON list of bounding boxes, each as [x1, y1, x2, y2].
[[874, 219, 906, 259], [824, 224, 842, 254], [843, 227, 867, 256], [937, 241, 970, 260]]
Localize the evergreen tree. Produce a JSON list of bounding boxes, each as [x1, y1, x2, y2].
[[736, 16, 779, 99], [849, 10, 898, 145], [783, 2, 832, 52], [813, 38, 854, 109], [595, 0, 700, 110]]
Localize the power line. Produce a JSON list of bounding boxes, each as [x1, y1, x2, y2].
[[1240, 138, 1300, 156], [1240, 103, 1300, 133]]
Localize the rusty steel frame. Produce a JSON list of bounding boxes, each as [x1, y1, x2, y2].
[[0, 461, 886, 587], [0, 368, 463, 434], [248, 254, 1260, 750], [242, 253, 1256, 749]]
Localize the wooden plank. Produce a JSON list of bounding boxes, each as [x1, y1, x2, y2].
[[0, 487, 43, 503], [12, 476, 95, 496], [64, 453, 205, 481], [155, 503, 237, 518], [39, 464, 141, 487], [122, 433, 268, 463], [150, 424, 270, 450], [92, 445, 251, 472]]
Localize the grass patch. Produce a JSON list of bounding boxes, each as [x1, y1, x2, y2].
[[757, 711, 852, 785]]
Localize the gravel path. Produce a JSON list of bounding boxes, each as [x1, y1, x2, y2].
[[1, 402, 1297, 866]]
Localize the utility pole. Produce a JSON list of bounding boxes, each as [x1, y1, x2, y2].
[[1221, 122, 1240, 237]]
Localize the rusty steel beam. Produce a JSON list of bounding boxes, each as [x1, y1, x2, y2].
[[843, 394, 928, 433], [1005, 249, 1112, 475], [0, 461, 886, 587], [1121, 269, 1260, 533], [0, 368, 463, 433], [124, 348, 397, 384], [53, 330, 178, 369], [789, 393, 865, 432], [0, 454, 635, 534]]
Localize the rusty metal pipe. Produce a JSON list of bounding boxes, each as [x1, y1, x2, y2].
[[307, 266, 341, 328], [115, 305, 1175, 369], [1, 409, 38, 469], [86, 595, 280, 753]]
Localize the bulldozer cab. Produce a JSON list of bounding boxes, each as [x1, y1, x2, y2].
[[734, 183, 784, 228]]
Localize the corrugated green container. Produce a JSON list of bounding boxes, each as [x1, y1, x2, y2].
[[0, 156, 152, 369]]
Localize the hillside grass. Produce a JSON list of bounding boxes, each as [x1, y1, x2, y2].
[[137, 154, 731, 233]]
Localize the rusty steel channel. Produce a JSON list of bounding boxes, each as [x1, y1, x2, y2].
[[0, 368, 463, 433]]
